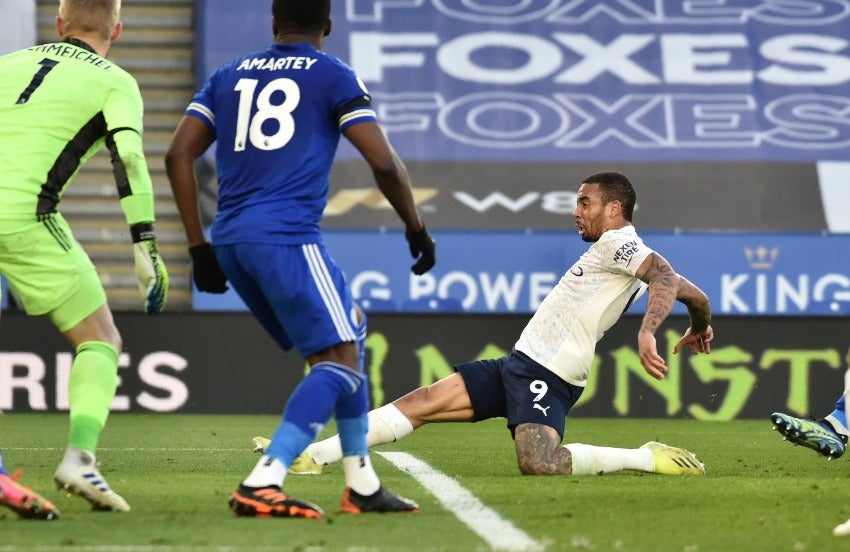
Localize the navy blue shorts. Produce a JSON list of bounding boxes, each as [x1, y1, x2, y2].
[[455, 350, 584, 439]]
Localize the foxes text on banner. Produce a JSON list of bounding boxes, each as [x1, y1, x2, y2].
[[194, 2, 850, 233], [197, 0, 850, 164]]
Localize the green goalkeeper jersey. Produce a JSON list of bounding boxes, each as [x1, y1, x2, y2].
[[0, 38, 154, 224]]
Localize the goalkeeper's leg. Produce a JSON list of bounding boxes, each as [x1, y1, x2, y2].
[[53, 289, 130, 511]]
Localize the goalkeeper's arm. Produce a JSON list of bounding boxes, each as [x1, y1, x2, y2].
[[106, 128, 169, 314]]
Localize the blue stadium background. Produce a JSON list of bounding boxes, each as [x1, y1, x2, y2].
[[2, 0, 850, 418], [193, 0, 850, 317]]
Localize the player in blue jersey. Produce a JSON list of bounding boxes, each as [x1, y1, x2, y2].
[[166, 0, 435, 519]]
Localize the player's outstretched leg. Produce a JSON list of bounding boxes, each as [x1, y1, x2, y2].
[[54, 446, 130, 512], [339, 486, 419, 514], [770, 412, 847, 460], [640, 442, 705, 475], [0, 471, 60, 520]]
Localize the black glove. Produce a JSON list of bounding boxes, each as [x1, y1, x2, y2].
[[189, 242, 229, 293], [405, 226, 436, 275]]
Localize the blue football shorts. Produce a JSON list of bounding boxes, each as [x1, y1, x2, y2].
[[213, 242, 361, 357], [455, 349, 584, 439]]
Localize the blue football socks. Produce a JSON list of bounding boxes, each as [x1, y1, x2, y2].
[[265, 361, 365, 467]]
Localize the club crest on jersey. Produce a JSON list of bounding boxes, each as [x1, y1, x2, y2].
[[613, 241, 639, 266]]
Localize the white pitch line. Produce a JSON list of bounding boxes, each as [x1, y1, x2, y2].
[[378, 451, 543, 552]]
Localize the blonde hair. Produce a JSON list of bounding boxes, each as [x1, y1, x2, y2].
[[58, 0, 121, 40]]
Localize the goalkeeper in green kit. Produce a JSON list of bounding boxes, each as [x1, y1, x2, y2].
[[0, 0, 168, 512]]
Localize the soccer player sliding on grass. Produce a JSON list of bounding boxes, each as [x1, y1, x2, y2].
[[257, 172, 713, 477]]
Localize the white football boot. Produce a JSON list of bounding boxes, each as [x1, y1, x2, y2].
[[54, 446, 130, 512]]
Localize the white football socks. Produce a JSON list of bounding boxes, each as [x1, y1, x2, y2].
[[563, 443, 653, 475], [242, 455, 288, 488], [342, 455, 381, 496], [309, 403, 414, 466]]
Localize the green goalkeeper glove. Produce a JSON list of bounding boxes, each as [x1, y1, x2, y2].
[[131, 222, 169, 315]]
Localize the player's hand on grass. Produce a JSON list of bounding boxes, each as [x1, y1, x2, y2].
[[189, 242, 229, 293], [131, 223, 169, 315], [405, 226, 436, 275]]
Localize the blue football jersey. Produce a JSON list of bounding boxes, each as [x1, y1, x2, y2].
[[186, 42, 376, 244]]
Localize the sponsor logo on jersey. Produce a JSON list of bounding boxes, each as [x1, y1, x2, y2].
[[533, 403, 551, 417], [613, 241, 639, 265]]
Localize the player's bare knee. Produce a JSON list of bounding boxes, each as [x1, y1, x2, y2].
[[109, 331, 123, 353], [99, 321, 122, 351]]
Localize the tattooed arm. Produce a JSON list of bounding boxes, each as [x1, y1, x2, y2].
[[676, 274, 712, 333], [672, 273, 713, 356], [634, 252, 713, 379], [635, 252, 679, 335]]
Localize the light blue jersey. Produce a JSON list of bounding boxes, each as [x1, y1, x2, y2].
[[186, 42, 376, 245]]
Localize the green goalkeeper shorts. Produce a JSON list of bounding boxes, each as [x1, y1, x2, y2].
[[0, 214, 106, 331]]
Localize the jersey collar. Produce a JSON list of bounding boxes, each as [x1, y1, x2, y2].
[[62, 37, 97, 54]]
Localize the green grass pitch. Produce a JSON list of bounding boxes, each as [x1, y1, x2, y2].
[[1, 413, 849, 551]]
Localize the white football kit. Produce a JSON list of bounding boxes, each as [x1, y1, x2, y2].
[[515, 225, 653, 387]]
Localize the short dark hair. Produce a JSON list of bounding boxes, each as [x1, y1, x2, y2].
[[272, 0, 330, 32], [582, 171, 636, 221]]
